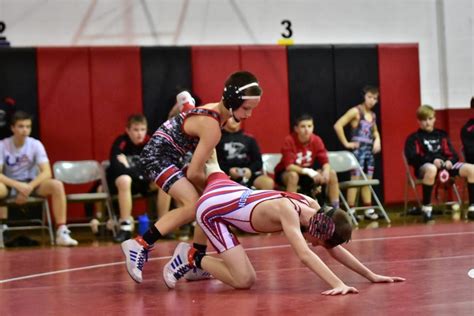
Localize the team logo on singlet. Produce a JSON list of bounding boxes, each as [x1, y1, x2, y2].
[[238, 189, 252, 208]]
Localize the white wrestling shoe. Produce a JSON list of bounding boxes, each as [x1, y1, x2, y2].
[[184, 267, 212, 281], [163, 242, 193, 289], [121, 237, 152, 283]]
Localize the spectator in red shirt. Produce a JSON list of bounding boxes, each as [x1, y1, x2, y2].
[[274, 114, 340, 209]]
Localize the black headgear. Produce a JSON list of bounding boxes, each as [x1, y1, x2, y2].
[[222, 82, 260, 110]]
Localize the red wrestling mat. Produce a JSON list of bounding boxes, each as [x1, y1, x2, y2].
[[1, 222, 473, 315]]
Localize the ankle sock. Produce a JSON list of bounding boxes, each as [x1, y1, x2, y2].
[[142, 225, 163, 245], [193, 242, 207, 254]]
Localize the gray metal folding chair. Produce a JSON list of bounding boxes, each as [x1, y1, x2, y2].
[[403, 153, 423, 214], [327, 151, 390, 225], [262, 153, 282, 176], [0, 197, 54, 248], [53, 160, 117, 236]]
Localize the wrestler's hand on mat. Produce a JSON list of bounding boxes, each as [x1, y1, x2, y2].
[[369, 274, 406, 283], [321, 285, 359, 295]]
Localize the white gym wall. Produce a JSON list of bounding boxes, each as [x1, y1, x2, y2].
[[0, 0, 472, 109]]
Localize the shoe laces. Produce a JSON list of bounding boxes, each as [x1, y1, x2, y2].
[[136, 247, 150, 271], [173, 264, 192, 280]]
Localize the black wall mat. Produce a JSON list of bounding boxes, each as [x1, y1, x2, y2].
[[0, 47, 39, 139], [287, 45, 341, 152], [141, 47, 192, 132], [333, 45, 383, 201]]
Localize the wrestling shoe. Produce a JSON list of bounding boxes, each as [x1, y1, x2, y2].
[[184, 266, 212, 281], [163, 242, 193, 289], [121, 236, 152, 283], [176, 91, 195, 112]]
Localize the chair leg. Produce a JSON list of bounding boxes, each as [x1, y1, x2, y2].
[[453, 183, 462, 205], [0, 225, 4, 248], [404, 179, 409, 215], [105, 199, 118, 237], [339, 192, 358, 226], [369, 186, 391, 224], [43, 201, 55, 245]]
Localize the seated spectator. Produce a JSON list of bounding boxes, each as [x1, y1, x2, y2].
[[460, 99, 474, 163], [274, 114, 340, 209], [106, 114, 156, 243], [405, 105, 474, 221], [216, 118, 274, 190], [0, 111, 78, 246], [461, 117, 474, 163]]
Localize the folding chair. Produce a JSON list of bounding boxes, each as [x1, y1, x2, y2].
[[403, 153, 462, 215], [0, 197, 54, 248], [100, 160, 157, 217], [327, 151, 390, 226], [53, 160, 117, 236], [403, 153, 423, 214], [262, 153, 282, 177]]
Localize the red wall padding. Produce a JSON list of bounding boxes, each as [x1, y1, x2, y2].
[[89, 47, 143, 161], [240, 46, 290, 153], [37, 47, 94, 162], [37, 47, 144, 219], [437, 108, 474, 155], [37, 48, 94, 219], [191, 46, 240, 104], [378, 44, 421, 204], [192, 45, 290, 153]]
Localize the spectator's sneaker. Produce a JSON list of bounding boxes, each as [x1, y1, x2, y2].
[[163, 242, 193, 289], [364, 208, 379, 220], [114, 229, 132, 243], [467, 204, 474, 220], [422, 205, 434, 222], [176, 91, 195, 112], [121, 237, 152, 283], [56, 226, 79, 247], [89, 218, 100, 235], [114, 221, 133, 243], [184, 266, 212, 281]]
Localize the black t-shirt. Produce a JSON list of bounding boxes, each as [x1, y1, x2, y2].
[[216, 130, 263, 175]]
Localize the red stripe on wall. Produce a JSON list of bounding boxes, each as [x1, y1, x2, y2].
[[89, 47, 143, 161], [378, 44, 421, 204], [37, 48, 94, 219], [191, 46, 240, 104], [37, 47, 94, 162], [240, 45, 290, 153]]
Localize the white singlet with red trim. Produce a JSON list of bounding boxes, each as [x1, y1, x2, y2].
[[196, 172, 309, 253]]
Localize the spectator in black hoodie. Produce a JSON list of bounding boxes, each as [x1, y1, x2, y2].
[[405, 105, 474, 221]]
